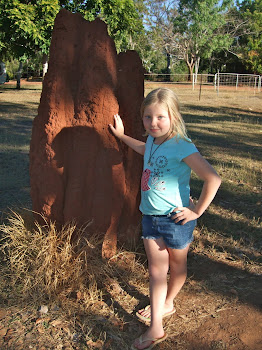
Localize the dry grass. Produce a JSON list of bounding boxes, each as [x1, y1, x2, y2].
[[0, 81, 262, 349], [1, 212, 97, 301], [0, 210, 148, 349]]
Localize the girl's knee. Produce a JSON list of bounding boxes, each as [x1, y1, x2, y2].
[[170, 255, 188, 266], [169, 261, 187, 278], [169, 254, 188, 272], [168, 246, 189, 265], [149, 264, 168, 279]]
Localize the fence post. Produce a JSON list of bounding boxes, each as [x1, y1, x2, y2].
[[254, 76, 257, 91], [199, 74, 203, 101], [217, 71, 220, 95]]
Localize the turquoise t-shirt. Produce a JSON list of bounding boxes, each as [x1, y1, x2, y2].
[[139, 135, 198, 215]]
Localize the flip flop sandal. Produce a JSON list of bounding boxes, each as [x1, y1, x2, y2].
[[136, 305, 176, 322], [131, 333, 168, 350]]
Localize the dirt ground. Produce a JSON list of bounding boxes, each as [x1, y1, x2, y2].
[[0, 249, 261, 350], [0, 80, 261, 349]]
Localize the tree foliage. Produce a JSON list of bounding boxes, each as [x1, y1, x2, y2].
[[238, 0, 262, 74], [141, 0, 180, 74], [173, 0, 234, 79], [0, 0, 143, 61], [0, 0, 261, 78], [59, 0, 144, 51], [0, 0, 60, 59]]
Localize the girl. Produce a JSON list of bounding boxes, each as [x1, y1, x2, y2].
[[109, 88, 221, 350]]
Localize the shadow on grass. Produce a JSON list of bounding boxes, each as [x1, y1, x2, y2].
[[197, 210, 262, 254], [0, 101, 39, 112], [0, 84, 42, 92], [183, 104, 262, 123], [182, 104, 262, 161], [191, 177, 261, 221], [187, 252, 262, 309], [0, 150, 32, 218], [92, 243, 262, 347], [186, 125, 261, 162], [0, 103, 36, 217], [0, 102, 36, 145]]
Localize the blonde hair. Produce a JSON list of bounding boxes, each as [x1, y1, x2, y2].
[[141, 88, 189, 141]]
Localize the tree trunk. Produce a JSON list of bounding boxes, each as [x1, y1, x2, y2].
[[194, 57, 201, 83], [16, 61, 23, 89], [186, 61, 194, 81], [186, 53, 195, 81], [42, 53, 48, 80], [195, 57, 200, 76], [129, 35, 135, 50], [165, 52, 171, 82]]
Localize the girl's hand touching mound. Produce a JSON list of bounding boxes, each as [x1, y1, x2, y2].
[[108, 114, 145, 155], [109, 114, 125, 140], [172, 198, 199, 225]]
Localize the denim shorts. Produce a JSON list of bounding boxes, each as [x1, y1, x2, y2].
[[141, 214, 196, 249]]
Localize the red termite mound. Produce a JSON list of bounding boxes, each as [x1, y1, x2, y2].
[[29, 9, 144, 258]]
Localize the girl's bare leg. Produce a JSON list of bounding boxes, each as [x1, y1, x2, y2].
[[133, 237, 169, 349], [138, 243, 190, 319], [164, 244, 190, 310]]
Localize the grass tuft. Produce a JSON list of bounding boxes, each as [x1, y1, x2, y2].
[[0, 210, 148, 348], [0, 211, 109, 305]]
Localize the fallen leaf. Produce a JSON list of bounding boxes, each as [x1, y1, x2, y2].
[[77, 291, 83, 300], [178, 314, 188, 320], [5, 328, 14, 337], [86, 339, 103, 348], [230, 288, 238, 296], [36, 325, 45, 334], [39, 305, 49, 314], [0, 309, 7, 320], [62, 326, 72, 337], [51, 319, 63, 328], [104, 339, 113, 349], [0, 327, 8, 337], [110, 316, 124, 330]]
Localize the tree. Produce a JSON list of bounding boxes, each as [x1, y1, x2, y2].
[[0, 0, 60, 87], [238, 0, 262, 74], [141, 0, 181, 77], [60, 0, 144, 52], [0, 0, 143, 88], [173, 0, 234, 80]]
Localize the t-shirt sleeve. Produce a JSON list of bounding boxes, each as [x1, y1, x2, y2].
[[176, 138, 199, 162]]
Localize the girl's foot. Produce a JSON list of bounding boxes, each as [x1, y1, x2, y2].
[[131, 329, 167, 350], [136, 303, 176, 322]]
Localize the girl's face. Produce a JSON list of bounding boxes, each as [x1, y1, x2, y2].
[[143, 102, 171, 143]]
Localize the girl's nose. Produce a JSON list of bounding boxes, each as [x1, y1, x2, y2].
[[150, 117, 157, 126]]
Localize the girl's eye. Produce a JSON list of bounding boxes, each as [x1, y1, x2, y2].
[[144, 115, 151, 119]]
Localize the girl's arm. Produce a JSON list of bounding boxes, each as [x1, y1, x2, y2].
[[172, 152, 221, 225], [109, 114, 145, 155]]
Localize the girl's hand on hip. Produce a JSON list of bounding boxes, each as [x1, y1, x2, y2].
[[172, 198, 199, 225], [109, 114, 125, 139]]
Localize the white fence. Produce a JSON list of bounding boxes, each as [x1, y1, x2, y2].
[[145, 73, 262, 92], [213, 73, 261, 92]]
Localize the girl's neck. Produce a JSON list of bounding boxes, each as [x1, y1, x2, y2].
[[153, 132, 174, 145]]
